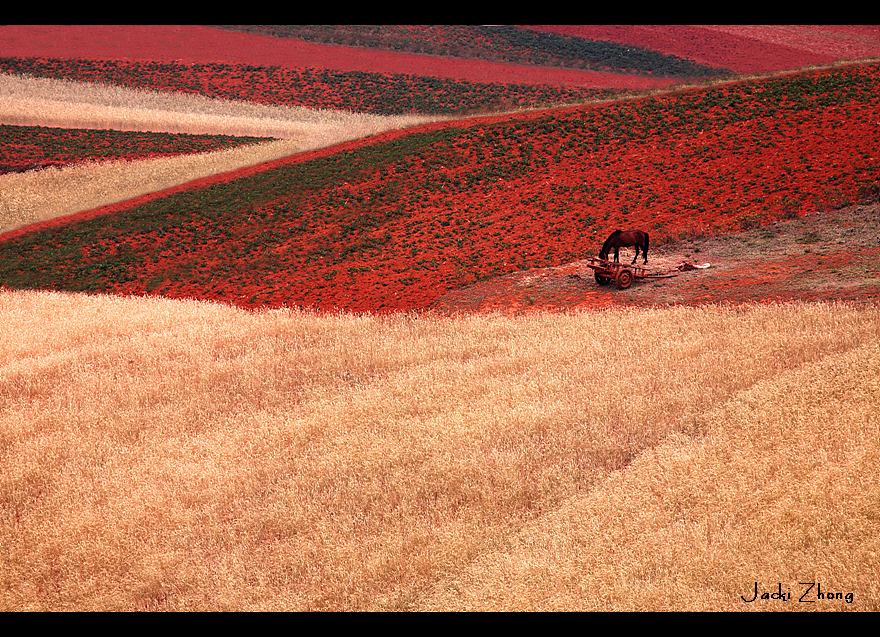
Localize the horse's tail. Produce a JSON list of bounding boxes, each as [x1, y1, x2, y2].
[[644, 231, 649, 254]]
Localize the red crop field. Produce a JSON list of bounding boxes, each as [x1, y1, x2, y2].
[[703, 25, 880, 60], [0, 25, 677, 89], [1, 63, 878, 313], [223, 25, 729, 78], [0, 58, 619, 116], [0, 124, 268, 174], [528, 25, 880, 74]]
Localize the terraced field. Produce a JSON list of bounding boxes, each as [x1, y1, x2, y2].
[[2, 62, 876, 312], [0, 25, 680, 89], [0, 57, 621, 116]]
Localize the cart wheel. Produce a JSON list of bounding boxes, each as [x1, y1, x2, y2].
[[595, 271, 612, 285], [616, 269, 633, 289]]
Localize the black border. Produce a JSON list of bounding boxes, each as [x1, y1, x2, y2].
[[2, 5, 880, 26], [1, 11, 878, 624]]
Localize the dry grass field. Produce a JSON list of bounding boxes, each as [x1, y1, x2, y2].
[[0, 140, 301, 233], [418, 334, 880, 611], [0, 73, 442, 139], [1, 289, 877, 611]]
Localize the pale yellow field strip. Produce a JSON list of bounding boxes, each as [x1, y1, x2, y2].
[[0, 291, 877, 611], [0, 140, 300, 233], [419, 337, 880, 611], [0, 73, 448, 233], [0, 73, 443, 139]]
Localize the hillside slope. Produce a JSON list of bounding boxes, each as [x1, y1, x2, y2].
[[1, 62, 877, 312], [432, 203, 880, 313]]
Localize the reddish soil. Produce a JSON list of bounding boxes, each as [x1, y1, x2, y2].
[[432, 204, 880, 314], [528, 25, 880, 74], [0, 25, 677, 89]]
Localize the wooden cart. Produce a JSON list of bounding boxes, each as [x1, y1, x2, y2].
[[586, 257, 677, 290]]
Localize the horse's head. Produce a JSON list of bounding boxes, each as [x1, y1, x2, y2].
[[599, 230, 621, 260]]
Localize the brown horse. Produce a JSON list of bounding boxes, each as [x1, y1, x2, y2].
[[599, 229, 649, 264]]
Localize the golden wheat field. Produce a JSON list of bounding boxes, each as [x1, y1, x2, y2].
[[0, 289, 877, 611]]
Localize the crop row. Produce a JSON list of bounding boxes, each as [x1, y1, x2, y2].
[[0, 57, 619, 115], [0, 124, 268, 174], [222, 25, 731, 78], [1, 63, 878, 313]]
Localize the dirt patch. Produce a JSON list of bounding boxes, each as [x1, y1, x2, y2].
[[432, 204, 880, 314]]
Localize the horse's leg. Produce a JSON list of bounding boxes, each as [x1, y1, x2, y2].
[[614, 247, 619, 263], [632, 243, 639, 265], [643, 234, 649, 264]]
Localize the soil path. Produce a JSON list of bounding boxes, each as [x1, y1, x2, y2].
[[432, 204, 880, 313]]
